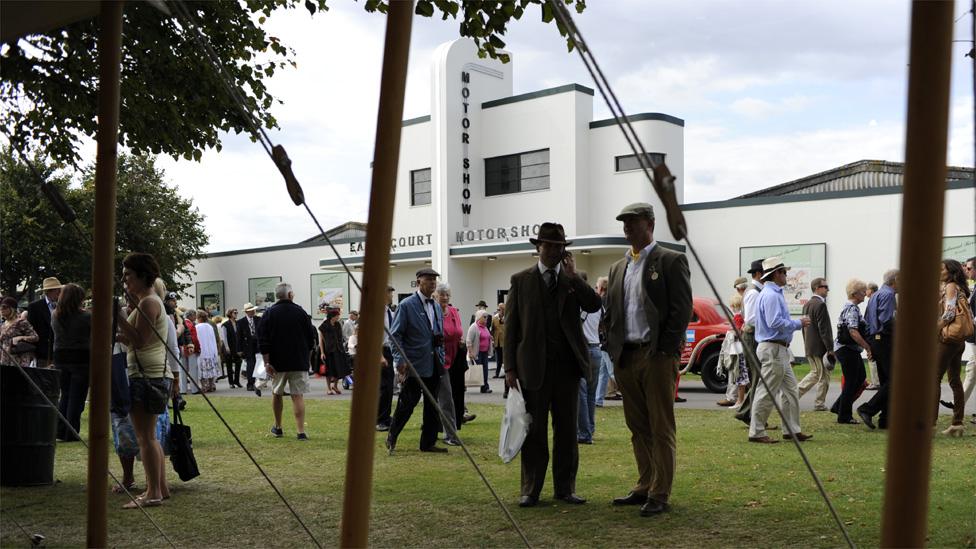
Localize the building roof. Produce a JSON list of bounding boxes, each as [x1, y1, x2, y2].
[[301, 221, 367, 243], [737, 160, 974, 198]]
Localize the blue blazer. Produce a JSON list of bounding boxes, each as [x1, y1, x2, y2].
[[390, 292, 445, 378]]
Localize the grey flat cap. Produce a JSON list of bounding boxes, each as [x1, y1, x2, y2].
[[415, 267, 440, 278], [615, 202, 655, 221]]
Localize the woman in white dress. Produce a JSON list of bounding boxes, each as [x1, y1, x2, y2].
[[194, 310, 221, 392]]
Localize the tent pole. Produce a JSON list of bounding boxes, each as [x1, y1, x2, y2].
[[339, 2, 413, 547], [881, 1, 954, 547], [86, 2, 124, 547]]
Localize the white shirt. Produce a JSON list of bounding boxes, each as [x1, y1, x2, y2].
[[415, 289, 436, 330], [219, 323, 231, 353], [581, 307, 602, 345], [743, 279, 764, 327], [623, 242, 657, 343]]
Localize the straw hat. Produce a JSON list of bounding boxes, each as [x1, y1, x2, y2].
[[41, 277, 63, 291]]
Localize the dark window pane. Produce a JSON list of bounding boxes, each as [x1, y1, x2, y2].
[[615, 152, 665, 172], [411, 168, 432, 206]]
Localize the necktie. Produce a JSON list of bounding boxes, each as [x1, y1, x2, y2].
[[249, 317, 255, 336], [545, 269, 557, 293], [424, 299, 436, 330], [49, 301, 56, 311]]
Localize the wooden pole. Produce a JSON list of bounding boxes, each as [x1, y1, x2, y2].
[[881, 1, 954, 547], [86, 2, 124, 547], [339, 2, 413, 547]]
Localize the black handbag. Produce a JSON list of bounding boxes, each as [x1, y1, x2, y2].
[[837, 320, 868, 346], [10, 340, 37, 355], [168, 406, 200, 482]]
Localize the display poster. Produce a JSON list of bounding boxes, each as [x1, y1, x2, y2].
[[943, 235, 975, 263], [739, 243, 827, 315], [248, 276, 282, 310], [311, 272, 349, 320], [196, 281, 225, 316]]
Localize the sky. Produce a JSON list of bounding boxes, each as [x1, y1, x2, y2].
[[154, 0, 975, 253]]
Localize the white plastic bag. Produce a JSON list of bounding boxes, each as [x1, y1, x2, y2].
[[253, 354, 268, 380], [499, 383, 531, 463]]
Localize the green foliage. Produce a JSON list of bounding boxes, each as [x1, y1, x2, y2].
[[1, 0, 585, 168], [0, 149, 207, 298]]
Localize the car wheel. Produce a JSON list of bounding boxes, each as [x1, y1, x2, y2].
[[698, 351, 727, 393]]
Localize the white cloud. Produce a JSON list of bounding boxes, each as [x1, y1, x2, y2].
[[729, 95, 811, 118]]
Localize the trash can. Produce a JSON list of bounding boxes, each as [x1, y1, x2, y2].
[[1, 365, 60, 486]]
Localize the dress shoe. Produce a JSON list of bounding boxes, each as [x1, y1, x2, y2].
[[940, 399, 955, 410], [782, 432, 813, 442], [716, 399, 735, 407], [639, 499, 669, 516], [254, 387, 262, 397], [518, 495, 538, 508], [554, 493, 586, 504], [376, 423, 391, 432], [462, 413, 477, 423], [480, 386, 493, 394], [385, 435, 396, 455], [246, 385, 256, 392], [857, 408, 876, 430], [612, 492, 647, 506], [420, 446, 448, 453], [748, 436, 779, 444], [674, 396, 687, 403]]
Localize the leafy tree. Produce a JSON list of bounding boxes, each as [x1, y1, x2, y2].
[[0, 149, 207, 298], [1, 0, 585, 168]]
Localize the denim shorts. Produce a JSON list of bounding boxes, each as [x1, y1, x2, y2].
[[129, 377, 171, 415]]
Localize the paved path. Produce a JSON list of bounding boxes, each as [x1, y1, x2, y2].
[[198, 365, 973, 418]]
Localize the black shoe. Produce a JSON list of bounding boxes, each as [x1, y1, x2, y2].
[[480, 386, 492, 394], [940, 399, 955, 410], [577, 438, 593, 445], [177, 399, 187, 411], [255, 388, 262, 397], [674, 396, 687, 403], [420, 446, 448, 453], [296, 433, 309, 441], [376, 423, 391, 432], [462, 413, 477, 424], [246, 385, 256, 392], [639, 499, 670, 516], [518, 495, 539, 508], [857, 408, 876, 430], [270, 426, 283, 438], [554, 493, 586, 504], [612, 492, 647, 506], [385, 435, 396, 455], [217, 375, 227, 381]]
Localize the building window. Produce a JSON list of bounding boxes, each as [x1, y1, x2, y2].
[[615, 152, 665, 172], [411, 168, 431, 206], [485, 149, 550, 196]]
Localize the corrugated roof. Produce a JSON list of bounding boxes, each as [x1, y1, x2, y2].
[[737, 160, 974, 198]]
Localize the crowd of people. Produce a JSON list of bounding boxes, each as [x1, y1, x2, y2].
[[1, 208, 973, 514]]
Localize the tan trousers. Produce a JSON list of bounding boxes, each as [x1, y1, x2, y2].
[[797, 354, 830, 407], [749, 342, 801, 439], [615, 348, 677, 503]]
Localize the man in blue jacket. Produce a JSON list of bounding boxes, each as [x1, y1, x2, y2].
[[386, 268, 447, 454]]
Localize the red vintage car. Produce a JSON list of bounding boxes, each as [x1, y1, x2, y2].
[[680, 297, 733, 393]]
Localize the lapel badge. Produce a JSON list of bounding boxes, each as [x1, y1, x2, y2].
[[649, 267, 659, 281]]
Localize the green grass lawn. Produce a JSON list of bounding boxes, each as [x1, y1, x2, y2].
[[2, 397, 973, 548]]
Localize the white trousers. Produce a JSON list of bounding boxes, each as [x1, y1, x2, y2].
[[963, 342, 975, 411], [749, 342, 801, 439], [797, 355, 830, 407]]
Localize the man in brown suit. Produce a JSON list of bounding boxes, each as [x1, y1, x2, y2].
[[504, 222, 602, 508], [605, 203, 692, 517], [798, 277, 834, 410]]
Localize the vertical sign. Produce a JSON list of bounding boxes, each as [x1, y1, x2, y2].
[[460, 71, 471, 225]]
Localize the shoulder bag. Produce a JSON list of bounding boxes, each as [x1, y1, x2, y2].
[[168, 405, 200, 482], [940, 291, 975, 344]]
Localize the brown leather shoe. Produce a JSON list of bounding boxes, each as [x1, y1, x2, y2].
[[748, 436, 779, 444], [716, 399, 736, 407], [782, 432, 813, 442]]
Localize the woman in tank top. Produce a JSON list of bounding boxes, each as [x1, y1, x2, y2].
[[116, 252, 172, 509]]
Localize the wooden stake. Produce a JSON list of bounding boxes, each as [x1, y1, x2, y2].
[[339, 2, 413, 547], [86, 2, 123, 547], [881, 1, 954, 547]]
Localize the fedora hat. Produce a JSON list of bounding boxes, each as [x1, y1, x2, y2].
[[41, 277, 62, 291], [529, 222, 572, 246], [243, 302, 256, 312], [760, 256, 790, 281], [475, 300, 488, 308], [746, 259, 765, 275]]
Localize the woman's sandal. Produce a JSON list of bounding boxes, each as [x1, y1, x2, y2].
[[111, 483, 137, 494], [122, 495, 163, 509]]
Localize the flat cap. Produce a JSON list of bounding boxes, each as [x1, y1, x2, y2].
[[415, 267, 440, 278], [615, 202, 655, 221]]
